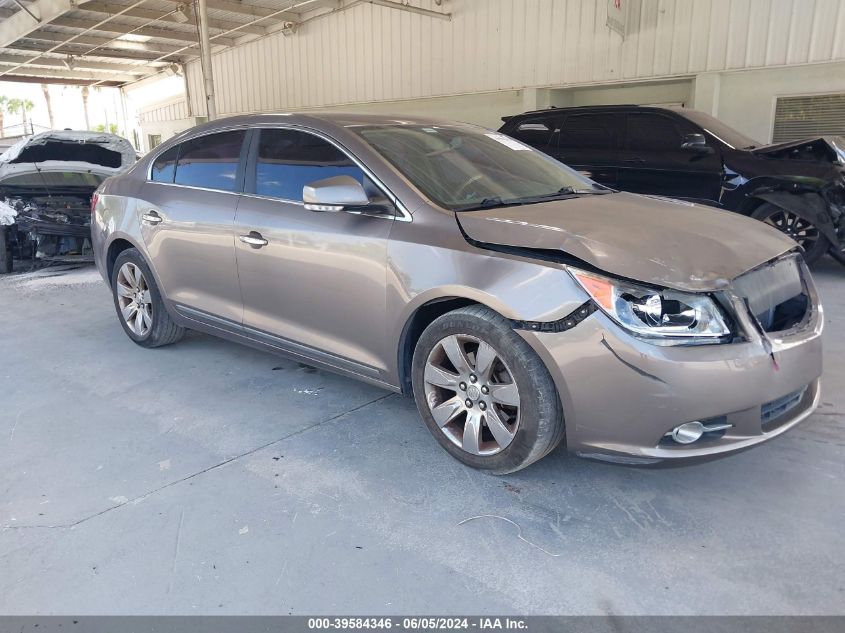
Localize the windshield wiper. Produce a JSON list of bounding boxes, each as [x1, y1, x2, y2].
[[459, 197, 527, 212], [458, 187, 613, 212]]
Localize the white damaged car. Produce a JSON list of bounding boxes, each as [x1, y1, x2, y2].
[[0, 130, 135, 273]]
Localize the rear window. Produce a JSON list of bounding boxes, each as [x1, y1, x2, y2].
[[151, 145, 178, 183], [173, 130, 246, 192], [12, 141, 122, 168]]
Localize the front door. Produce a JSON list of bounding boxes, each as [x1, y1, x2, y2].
[[233, 127, 394, 379], [617, 112, 722, 202], [140, 129, 248, 323]]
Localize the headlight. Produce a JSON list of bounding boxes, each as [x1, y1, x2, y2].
[[569, 269, 731, 345]]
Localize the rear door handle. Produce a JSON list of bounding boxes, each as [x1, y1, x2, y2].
[[622, 157, 645, 164], [141, 211, 163, 225], [239, 231, 268, 248]]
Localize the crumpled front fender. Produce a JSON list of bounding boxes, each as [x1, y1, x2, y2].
[[751, 185, 844, 252]]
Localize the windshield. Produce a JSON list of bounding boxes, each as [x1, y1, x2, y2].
[[353, 124, 607, 211], [676, 109, 760, 150]]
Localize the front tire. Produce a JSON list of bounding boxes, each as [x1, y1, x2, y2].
[[111, 248, 184, 348], [752, 202, 830, 265], [411, 305, 564, 474]]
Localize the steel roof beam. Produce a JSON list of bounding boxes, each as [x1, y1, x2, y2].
[[0, 63, 138, 82], [0, 52, 154, 74], [10, 40, 187, 63], [43, 15, 236, 45], [19, 31, 195, 57], [0, 0, 75, 47], [77, 1, 268, 37]]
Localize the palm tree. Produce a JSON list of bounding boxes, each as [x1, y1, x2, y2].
[[81, 86, 90, 130], [7, 98, 20, 135], [21, 99, 34, 134], [0, 96, 7, 138], [41, 84, 54, 129]]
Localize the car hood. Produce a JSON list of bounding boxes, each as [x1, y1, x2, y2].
[[456, 192, 797, 292], [751, 136, 845, 165], [0, 130, 136, 181]]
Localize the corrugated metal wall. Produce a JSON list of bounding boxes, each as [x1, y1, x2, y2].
[[139, 98, 190, 124], [185, 0, 845, 117]]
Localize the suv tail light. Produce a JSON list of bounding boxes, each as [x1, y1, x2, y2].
[[90, 192, 99, 214]]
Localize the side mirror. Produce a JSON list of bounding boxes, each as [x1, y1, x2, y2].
[[680, 133, 714, 154], [303, 176, 370, 212]]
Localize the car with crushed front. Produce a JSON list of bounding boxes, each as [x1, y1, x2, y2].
[[499, 105, 845, 266], [0, 130, 136, 274], [92, 114, 823, 473]]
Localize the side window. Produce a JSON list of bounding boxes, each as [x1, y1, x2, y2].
[[255, 128, 366, 201], [173, 130, 246, 192], [626, 114, 689, 151], [560, 114, 620, 150], [510, 117, 559, 147], [150, 145, 178, 183]]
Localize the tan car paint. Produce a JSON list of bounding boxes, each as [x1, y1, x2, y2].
[[92, 113, 823, 463]]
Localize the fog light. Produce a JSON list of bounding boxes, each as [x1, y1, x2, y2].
[[670, 421, 705, 444]]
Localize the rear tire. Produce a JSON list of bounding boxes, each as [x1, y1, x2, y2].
[[0, 227, 12, 274], [111, 248, 184, 348], [752, 202, 830, 265], [411, 305, 564, 474]]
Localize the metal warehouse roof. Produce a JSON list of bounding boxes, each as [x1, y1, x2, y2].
[[0, 0, 349, 86]]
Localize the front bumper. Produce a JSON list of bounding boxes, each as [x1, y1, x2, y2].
[[520, 268, 824, 463]]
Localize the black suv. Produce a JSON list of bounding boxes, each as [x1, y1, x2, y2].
[[499, 105, 845, 265]]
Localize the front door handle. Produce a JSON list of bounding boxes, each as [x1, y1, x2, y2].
[[239, 231, 268, 248], [141, 211, 163, 225], [622, 157, 645, 164]]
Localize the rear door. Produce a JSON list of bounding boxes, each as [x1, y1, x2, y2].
[[554, 112, 624, 188], [139, 129, 247, 324], [617, 112, 722, 201], [233, 127, 395, 379]]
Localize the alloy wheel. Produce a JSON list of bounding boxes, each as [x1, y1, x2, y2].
[[423, 334, 521, 456], [761, 208, 820, 251], [116, 262, 153, 337]]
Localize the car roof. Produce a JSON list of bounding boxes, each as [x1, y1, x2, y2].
[[506, 104, 685, 119], [181, 111, 477, 137]]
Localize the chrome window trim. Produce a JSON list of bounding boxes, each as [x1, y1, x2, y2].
[[146, 123, 412, 222], [146, 181, 241, 196]]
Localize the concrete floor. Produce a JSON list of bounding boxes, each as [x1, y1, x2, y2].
[[1, 259, 843, 616]]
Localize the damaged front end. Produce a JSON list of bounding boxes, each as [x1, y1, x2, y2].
[[749, 176, 845, 259], [0, 130, 135, 273], [2, 190, 95, 265]]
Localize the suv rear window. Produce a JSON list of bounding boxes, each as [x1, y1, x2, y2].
[[173, 130, 246, 192]]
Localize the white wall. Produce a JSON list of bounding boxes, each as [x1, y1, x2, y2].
[[699, 61, 845, 144], [182, 0, 845, 119]]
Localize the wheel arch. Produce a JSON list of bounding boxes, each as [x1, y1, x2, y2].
[[105, 235, 144, 283], [397, 296, 484, 396], [731, 177, 839, 246]]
